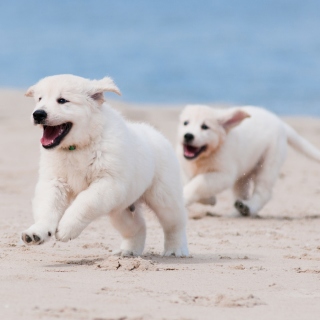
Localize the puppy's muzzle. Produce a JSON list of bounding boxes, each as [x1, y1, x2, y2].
[[33, 110, 47, 124], [184, 133, 194, 143]]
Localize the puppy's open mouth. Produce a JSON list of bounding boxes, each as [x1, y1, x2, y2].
[[41, 123, 72, 149], [183, 144, 207, 160]]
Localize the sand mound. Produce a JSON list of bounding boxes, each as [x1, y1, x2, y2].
[[97, 256, 158, 271]]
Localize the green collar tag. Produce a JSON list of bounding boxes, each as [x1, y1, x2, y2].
[[68, 145, 76, 151]]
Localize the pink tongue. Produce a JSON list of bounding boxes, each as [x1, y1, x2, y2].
[[40, 125, 62, 146], [184, 145, 199, 157]]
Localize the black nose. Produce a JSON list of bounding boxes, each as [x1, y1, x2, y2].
[[33, 110, 47, 123], [184, 133, 194, 142]]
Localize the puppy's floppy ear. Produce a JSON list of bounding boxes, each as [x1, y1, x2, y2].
[[218, 109, 250, 132], [25, 85, 35, 97], [89, 77, 121, 103]]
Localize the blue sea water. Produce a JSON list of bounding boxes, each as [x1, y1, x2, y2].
[[0, 0, 319, 115]]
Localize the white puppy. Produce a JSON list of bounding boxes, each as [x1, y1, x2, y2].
[[178, 105, 320, 217], [21, 74, 188, 257]]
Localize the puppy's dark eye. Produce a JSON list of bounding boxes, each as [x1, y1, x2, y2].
[[183, 121, 189, 126], [57, 98, 69, 104], [39, 97, 42, 101], [201, 124, 209, 130]]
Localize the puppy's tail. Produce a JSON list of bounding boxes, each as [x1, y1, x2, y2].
[[284, 123, 320, 162]]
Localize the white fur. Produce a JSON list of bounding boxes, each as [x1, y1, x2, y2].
[[21, 74, 188, 257], [178, 105, 320, 217]]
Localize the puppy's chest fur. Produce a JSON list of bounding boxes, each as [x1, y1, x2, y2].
[[49, 149, 103, 195], [183, 152, 221, 179], [186, 160, 217, 179]]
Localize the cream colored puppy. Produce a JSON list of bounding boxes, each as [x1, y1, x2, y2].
[[21, 74, 188, 257], [178, 105, 320, 217]]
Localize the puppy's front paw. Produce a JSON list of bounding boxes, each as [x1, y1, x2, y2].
[[55, 218, 86, 242], [21, 224, 53, 245]]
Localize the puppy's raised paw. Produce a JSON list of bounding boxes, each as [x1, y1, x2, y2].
[[234, 200, 250, 216], [55, 217, 86, 242], [21, 224, 52, 245]]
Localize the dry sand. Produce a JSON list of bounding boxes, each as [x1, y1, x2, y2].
[[1, 90, 320, 320]]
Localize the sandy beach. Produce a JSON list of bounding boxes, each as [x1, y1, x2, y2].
[[1, 90, 320, 320]]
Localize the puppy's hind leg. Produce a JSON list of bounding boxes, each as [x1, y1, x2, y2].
[[232, 174, 253, 217], [109, 201, 146, 257], [234, 174, 274, 217], [145, 183, 189, 258], [233, 175, 253, 201], [234, 139, 287, 217]]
